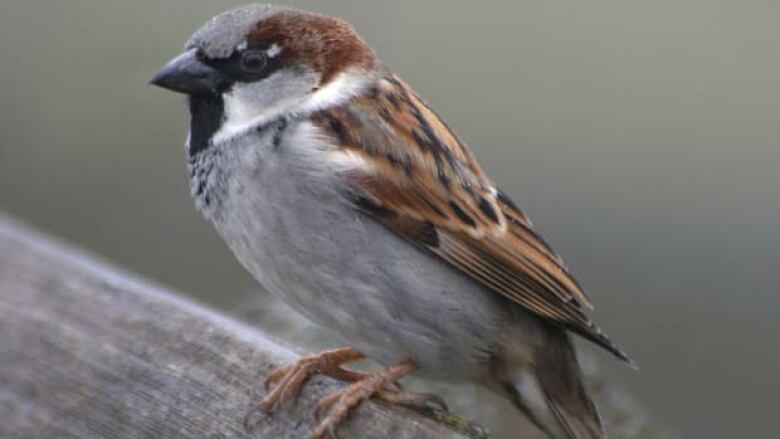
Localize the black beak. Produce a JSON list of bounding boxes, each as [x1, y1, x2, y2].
[[150, 48, 227, 95]]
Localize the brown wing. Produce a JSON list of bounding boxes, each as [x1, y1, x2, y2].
[[312, 74, 630, 363]]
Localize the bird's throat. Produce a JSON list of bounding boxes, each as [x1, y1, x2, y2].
[[188, 95, 225, 157]]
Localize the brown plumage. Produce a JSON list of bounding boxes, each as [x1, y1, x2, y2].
[[248, 9, 377, 84], [312, 74, 631, 365]]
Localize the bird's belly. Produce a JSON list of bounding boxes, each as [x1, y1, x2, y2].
[[192, 124, 538, 382], [211, 162, 510, 381]]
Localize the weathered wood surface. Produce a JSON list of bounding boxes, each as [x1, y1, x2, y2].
[[0, 212, 665, 439], [0, 213, 482, 439]]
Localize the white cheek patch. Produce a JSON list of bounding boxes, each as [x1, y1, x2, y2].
[[211, 68, 370, 147], [217, 85, 267, 142], [212, 67, 319, 145]]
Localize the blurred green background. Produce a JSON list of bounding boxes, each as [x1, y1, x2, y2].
[[1, 1, 778, 437]]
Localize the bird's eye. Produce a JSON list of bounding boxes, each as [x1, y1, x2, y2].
[[240, 50, 267, 73]]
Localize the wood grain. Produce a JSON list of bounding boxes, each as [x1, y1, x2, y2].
[[0, 213, 481, 439]]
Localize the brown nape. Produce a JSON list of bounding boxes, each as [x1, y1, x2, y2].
[[248, 10, 377, 84]]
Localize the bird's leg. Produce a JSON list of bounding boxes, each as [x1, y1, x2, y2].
[[259, 347, 366, 413], [312, 359, 417, 439]]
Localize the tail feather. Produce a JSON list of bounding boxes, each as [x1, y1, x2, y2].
[[541, 386, 604, 439], [506, 330, 605, 438]]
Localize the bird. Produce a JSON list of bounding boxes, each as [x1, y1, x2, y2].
[[151, 4, 632, 438]]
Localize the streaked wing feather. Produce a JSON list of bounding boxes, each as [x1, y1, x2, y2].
[[312, 74, 630, 363]]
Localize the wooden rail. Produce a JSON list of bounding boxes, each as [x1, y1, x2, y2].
[[0, 213, 660, 438]]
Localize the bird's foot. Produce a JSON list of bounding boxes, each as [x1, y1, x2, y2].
[[312, 360, 417, 439], [259, 347, 366, 414]]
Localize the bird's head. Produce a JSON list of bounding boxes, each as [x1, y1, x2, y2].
[[151, 4, 377, 155]]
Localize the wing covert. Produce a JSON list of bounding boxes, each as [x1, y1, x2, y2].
[[311, 74, 630, 363]]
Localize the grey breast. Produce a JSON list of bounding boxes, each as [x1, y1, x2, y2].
[[196, 121, 522, 379]]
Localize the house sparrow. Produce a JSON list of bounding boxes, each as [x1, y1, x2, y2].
[[151, 4, 632, 438]]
